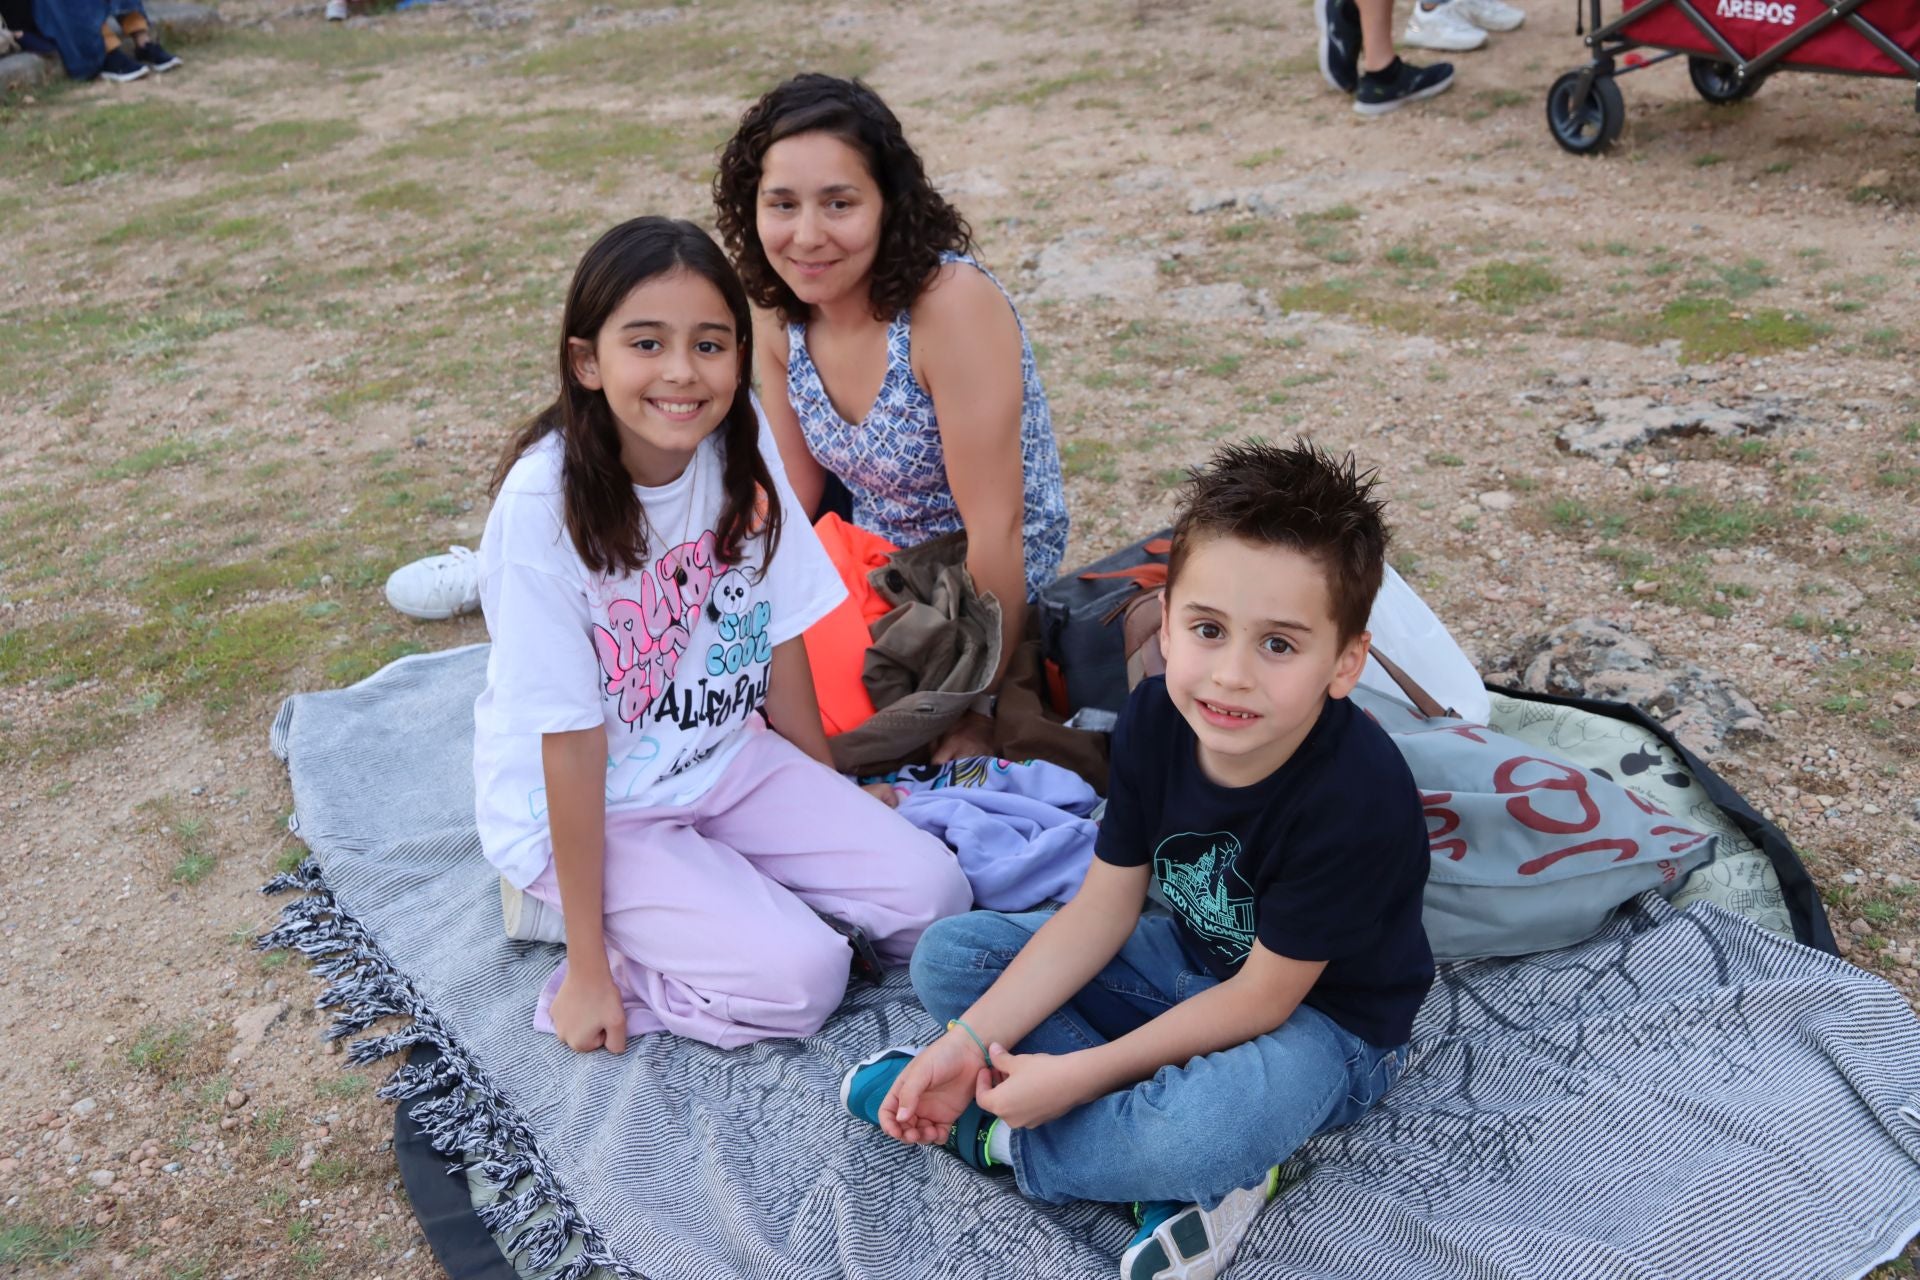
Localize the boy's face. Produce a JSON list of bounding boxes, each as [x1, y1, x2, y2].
[[1158, 533, 1370, 789]]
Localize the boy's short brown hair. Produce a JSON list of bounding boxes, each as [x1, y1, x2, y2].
[[1166, 438, 1389, 644]]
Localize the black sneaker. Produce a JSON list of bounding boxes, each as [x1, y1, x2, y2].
[[98, 48, 150, 82], [1316, 0, 1363, 94], [1353, 57, 1454, 116], [136, 40, 182, 72]]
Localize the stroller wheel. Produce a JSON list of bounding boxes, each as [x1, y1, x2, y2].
[[1688, 56, 1765, 103], [1546, 70, 1625, 155]]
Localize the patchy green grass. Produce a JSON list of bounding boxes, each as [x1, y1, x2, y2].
[[0, 1218, 100, 1268], [1271, 279, 1441, 336], [1468, 88, 1529, 117], [0, 614, 123, 688], [516, 26, 872, 94], [309, 1157, 360, 1188], [218, 24, 471, 72], [1061, 438, 1119, 483], [1009, 68, 1110, 106], [188, 119, 362, 177], [1666, 494, 1777, 545], [166, 814, 218, 887], [355, 181, 448, 217], [9, 103, 358, 185], [1657, 299, 1827, 363], [315, 1072, 370, 1099], [1455, 260, 1561, 310], [98, 439, 208, 481], [1688, 257, 1776, 299], [127, 1023, 196, 1077], [1384, 242, 1439, 270]]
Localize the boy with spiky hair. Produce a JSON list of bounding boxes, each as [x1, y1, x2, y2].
[[842, 439, 1434, 1280]]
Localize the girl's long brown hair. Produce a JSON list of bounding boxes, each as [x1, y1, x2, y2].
[[489, 217, 781, 577]]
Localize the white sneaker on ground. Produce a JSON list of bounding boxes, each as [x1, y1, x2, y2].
[[325, 0, 349, 18], [501, 877, 566, 944], [385, 546, 481, 620], [1120, 1169, 1279, 1280], [1402, 0, 1490, 50], [1450, 0, 1525, 30]]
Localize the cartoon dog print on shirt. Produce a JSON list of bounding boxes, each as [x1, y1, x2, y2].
[[705, 569, 772, 677]]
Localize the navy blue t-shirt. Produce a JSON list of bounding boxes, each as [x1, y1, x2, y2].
[[1095, 677, 1434, 1048]]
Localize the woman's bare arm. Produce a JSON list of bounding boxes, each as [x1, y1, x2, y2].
[[752, 309, 827, 519]]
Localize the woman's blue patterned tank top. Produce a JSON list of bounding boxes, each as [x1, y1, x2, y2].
[[786, 252, 1069, 600]]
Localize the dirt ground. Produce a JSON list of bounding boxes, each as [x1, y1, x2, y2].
[[2, 0, 1917, 1275]]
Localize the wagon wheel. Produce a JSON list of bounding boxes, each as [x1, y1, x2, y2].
[[1546, 70, 1626, 155], [1688, 56, 1766, 103]]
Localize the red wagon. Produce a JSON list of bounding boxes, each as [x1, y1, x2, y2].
[[1545, 0, 1920, 151]]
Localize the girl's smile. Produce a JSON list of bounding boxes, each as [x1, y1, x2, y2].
[[570, 268, 741, 488]]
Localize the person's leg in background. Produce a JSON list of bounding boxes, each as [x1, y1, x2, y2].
[[1351, 0, 1458, 115], [95, 10, 146, 80], [106, 3, 181, 74]]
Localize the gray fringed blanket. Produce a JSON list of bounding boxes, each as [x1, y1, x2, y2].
[[267, 644, 1920, 1280]]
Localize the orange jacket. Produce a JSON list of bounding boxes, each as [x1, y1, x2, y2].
[[802, 514, 899, 737]]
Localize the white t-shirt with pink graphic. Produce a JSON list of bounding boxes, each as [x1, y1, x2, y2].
[[472, 427, 845, 889]]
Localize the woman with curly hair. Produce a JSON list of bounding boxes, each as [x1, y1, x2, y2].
[[713, 73, 1069, 764]]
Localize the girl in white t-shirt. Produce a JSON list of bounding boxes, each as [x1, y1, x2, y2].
[[473, 217, 971, 1052]]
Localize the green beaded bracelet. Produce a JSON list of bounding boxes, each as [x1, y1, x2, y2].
[[947, 1018, 990, 1065]]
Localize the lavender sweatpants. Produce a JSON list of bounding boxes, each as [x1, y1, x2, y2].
[[525, 728, 973, 1049]]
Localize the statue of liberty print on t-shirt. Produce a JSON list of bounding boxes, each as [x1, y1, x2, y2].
[[1153, 831, 1257, 968]]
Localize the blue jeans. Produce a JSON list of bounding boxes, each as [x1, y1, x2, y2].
[[909, 909, 1407, 1210]]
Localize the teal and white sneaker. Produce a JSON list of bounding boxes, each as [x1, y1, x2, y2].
[[841, 1046, 995, 1170], [841, 1045, 918, 1124], [1119, 1167, 1278, 1280]]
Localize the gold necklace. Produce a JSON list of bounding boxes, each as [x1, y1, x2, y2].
[[672, 445, 698, 587]]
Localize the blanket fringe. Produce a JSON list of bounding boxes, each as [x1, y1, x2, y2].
[[260, 861, 640, 1280], [509, 1214, 573, 1273]]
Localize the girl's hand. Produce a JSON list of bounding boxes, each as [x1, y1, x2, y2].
[[975, 1043, 1092, 1128], [860, 781, 901, 808], [881, 1028, 989, 1145], [549, 965, 629, 1054]]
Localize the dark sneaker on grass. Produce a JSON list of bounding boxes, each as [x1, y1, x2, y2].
[[1353, 57, 1455, 115], [1316, 0, 1363, 93], [841, 1046, 995, 1170], [1119, 1169, 1279, 1280], [136, 40, 182, 71], [99, 48, 149, 82]]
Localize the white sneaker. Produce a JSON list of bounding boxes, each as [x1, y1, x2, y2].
[[325, 0, 349, 18], [1120, 1169, 1279, 1280], [501, 877, 566, 944], [1402, 1, 1490, 50], [1451, 0, 1525, 30], [384, 545, 481, 620]]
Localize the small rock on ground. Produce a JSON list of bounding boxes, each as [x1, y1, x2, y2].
[[1503, 616, 1773, 758], [0, 51, 54, 93]]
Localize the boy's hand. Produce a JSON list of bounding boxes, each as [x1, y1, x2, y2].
[[880, 1030, 985, 1144], [860, 780, 901, 808], [976, 1043, 1092, 1128], [549, 965, 629, 1054]]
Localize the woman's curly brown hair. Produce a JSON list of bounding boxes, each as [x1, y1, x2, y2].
[[713, 74, 974, 326]]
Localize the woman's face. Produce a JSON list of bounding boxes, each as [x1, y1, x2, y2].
[[755, 131, 884, 312]]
